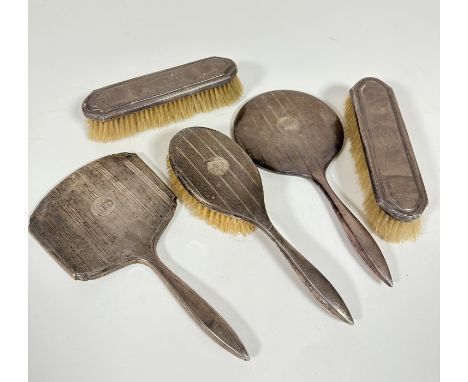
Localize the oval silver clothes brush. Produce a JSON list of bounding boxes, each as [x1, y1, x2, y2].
[[168, 127, 353, 325], [344, 78, 428, 242], [82, 57, 243, 142], [29, 153, 249, 360], [233, 90, 392, 286]]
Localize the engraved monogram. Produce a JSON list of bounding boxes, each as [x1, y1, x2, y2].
[[276, 116, 300, 131], [206, 156, 230, 176], [91, 196, 116, 217]]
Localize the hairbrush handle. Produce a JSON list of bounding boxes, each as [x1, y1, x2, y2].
[[144, 254, 249, 361], [314, 175, 393, 286], [261, 223, 353, 325]]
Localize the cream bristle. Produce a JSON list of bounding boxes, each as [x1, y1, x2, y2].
[[88, 76, 243, 142], [167, 158, 255, 236], [344, 97, 421, 242]]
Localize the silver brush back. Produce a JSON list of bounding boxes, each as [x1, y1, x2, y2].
[[82, 56, 239, 122], [349, 77, 428, 222]]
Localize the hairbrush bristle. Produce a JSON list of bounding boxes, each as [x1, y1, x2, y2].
[[88, 76, 243, 142], [167, 158, 255, 236], [344, 97, 421, 242]]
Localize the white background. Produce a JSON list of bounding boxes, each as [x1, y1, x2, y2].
[[29, 0, 439, 381]]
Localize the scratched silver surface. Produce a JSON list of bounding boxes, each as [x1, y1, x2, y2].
[[350, 78, 428, 221], [29, 152, 175, 280], [82, 57, 238, 121]]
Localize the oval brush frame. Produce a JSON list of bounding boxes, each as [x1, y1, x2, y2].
[[167, 157, 255, 235]]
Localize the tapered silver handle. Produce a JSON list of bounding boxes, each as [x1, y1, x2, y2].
[[262, 223, 353, 325], [144, 254, 249, 361], [315, 175, 392, 286]]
